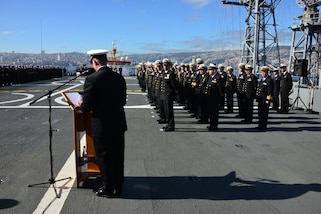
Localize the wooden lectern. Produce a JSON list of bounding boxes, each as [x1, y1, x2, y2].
[[61, 92, 100, 187]]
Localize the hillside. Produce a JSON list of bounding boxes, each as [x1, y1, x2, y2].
[[0, 46, 291, 69]]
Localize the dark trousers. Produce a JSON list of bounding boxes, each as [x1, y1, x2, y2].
[[280, 91, 289, 112], [226, 92, 234, 112], [244, 96, 254, 122], [158, 98, 166, 121], [207, 96, 219, 129], [272, 93, 279, 110], [163, 98, 175, 128], [93, 132, 125, 193], [258, 98, 270, 128], [219, 94, 225, 110], [237, 92, 245, 117], [198, 94, 208, 121]]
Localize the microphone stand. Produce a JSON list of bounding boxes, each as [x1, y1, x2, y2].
[[27, 70, 92, 198]]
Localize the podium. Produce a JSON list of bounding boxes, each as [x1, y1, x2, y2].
[[61, 92, 100, 187]]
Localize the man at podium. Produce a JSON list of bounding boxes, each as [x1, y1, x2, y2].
[[78, 49, 127, 197]]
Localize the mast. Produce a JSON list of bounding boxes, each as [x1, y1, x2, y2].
[[222, 0, 281, 73]]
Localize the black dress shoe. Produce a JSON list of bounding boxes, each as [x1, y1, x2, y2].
[[161, 126, 174, 132], [255, 126, 266, 130], [235, 115, 244, 118], [164, 127, 175, 132], [94, 188, 114, 197], [158, 120, 167, 124], [114, 189, 122, 196], [198, 120, 208, 124], [240, 120, 252, 124], [207, 126, 218, 131]]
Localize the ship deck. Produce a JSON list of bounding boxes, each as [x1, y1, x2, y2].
[[0, 76, 321, 214]]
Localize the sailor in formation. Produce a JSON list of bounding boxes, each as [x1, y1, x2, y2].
[[225, 66, 237, 113], [136, 59, 292, 131], [272, 68, 281, 110], [236, 63, 246, 118], [256, 66, 274, 130], [279, 64, 293, 113], [159, 58, 178, 132], [241, 64, 258, 124], [205, 63, 223, 131]]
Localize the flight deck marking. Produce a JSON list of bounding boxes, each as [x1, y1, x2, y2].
[[32, 138, 81, 214], [0, 93, 34, 104], [0, 91, 161, 109]]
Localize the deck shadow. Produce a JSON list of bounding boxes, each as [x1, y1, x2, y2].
[[81, 171, 321, 200]]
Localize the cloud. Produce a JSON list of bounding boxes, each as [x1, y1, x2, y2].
[[137, 32, 245, 54], [1, 31, 11, 35], [0, 31, 25, 35], [182, 0, 213, 8]]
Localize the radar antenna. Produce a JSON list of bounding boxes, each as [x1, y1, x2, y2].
[[222, 0, 281, 72]]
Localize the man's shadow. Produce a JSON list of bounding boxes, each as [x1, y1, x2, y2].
[[83, 171, 321, 200]]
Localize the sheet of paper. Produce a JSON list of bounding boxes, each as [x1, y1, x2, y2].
[[65, 92, 82, 107]]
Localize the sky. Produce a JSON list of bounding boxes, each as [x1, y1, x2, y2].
[[0, 0, 303, 55]]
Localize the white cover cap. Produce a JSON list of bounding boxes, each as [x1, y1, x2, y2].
[[86, 49, 109, 56]]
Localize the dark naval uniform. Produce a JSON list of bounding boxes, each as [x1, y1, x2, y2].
[[242, 70, 258, 123], [280, 70, 293, 113], [195, 68, 209, 123], [256, 72, 274, 129], [236, 69, 246, 118], [160, 65, 177, 131], [80, 65, 127, 196], [272, 71, 280, 110], [225, 71, 237, 113], [219, 71, 227, 110], [205, 71, 223, 131]]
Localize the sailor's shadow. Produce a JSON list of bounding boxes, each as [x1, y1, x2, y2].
[[83, 171, 321, 200], [120, 171, 321, 200]]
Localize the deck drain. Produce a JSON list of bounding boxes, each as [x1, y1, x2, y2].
[[186, 176, 201, 182]]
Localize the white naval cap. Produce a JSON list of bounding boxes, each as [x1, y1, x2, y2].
[[196, 58, 203, 64], [226, 66, 233, 71], [208, 63, 217, 70], [87, 49, 109, 61], [238, 63, 245, 68], [87, 49, 109, 56], [162, 58, 172, 65], [245, 64, 253, 70], [261, 66, 269, 72], [197, 64, 207, 70], [218, 64, 224, 69]]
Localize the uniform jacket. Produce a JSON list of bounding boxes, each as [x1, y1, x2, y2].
[[273, 74, 280, 95], [195, 73, 208, 95], [237, 72, 246, 94], [160, 69, 178, 100], [280, 71, 293, 94], [205, 72, 223, 99], [226, 74, 237, 94], [243, 73, 258, 99], [257, 75, 274, 101], [80, 66, 127, 136]]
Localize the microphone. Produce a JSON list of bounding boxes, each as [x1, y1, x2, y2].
[[81, 68, 95, 76]]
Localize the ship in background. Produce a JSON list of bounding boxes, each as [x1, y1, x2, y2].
[[76, 41, 135, 76], [107, 41, 134, 76]]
